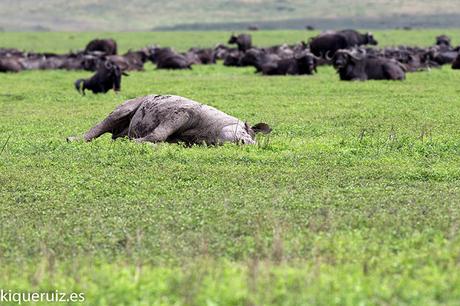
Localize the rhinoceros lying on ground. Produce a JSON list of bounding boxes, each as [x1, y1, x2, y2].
[[67, 95, 272, 145]]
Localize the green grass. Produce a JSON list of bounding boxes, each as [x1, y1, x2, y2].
[[1, 30, 460, 305], [1, 29, 460, 53]]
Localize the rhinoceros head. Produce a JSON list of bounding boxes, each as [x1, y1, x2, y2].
[[218, 121, 271, 144]]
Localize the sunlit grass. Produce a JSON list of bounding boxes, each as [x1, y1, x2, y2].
[[1, 30, 460, 305]]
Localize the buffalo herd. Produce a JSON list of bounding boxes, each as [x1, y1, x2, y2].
[[3, 31, 459, 146], [2, 31, 460, 94]]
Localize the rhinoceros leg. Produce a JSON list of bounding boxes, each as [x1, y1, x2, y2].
[[133, 111, 191, 143], [83, 98, 144, 141], [79, 98, 144, 142]]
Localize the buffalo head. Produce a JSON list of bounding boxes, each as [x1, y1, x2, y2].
[[365, 32, 378, 45], [436, 35, 451, 47], [74, 60, 123, 95], [295, 51, 320, 73], [332, 49, 364, 69], [228, 34, 238, 44]]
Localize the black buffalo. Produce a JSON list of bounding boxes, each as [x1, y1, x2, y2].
[[260, 51, 320, 76], [338, 29, 378, 47], [309, 33, 349, 58], [213, 44, 235, 60], [228, 34, 252, 52], [239, 48, 281, 70], [436, 35, 452, 48], [381, 46, 437, 72], [62, 52, 103, 71], [74, 60, 124, 95], [452, 54, 460, 69], [309, 30, 378, 58], [108, 49, 150, 71], [80, 49, 150, 72], [122, 49, 150, 69], [0, 48, 24, 57], [331, 49, 405, 81], [85, 39, 118, 55], [0, 57, 23, 72], [188, 48, 216, 64], [149, 47, 191, 69], [425, 46, 458, 65], [223, 50, 244, 67]]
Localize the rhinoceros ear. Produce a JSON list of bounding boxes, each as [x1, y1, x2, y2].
[[252, 123, 272, 134]]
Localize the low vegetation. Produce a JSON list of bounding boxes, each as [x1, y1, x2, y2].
[[1, 30, 460, 305]]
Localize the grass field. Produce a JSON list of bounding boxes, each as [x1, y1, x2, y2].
[[1, 30, 460, 305]]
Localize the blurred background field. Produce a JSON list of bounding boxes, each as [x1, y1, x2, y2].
[[2, 29, 460, 53], [2, 0, 460, 31]]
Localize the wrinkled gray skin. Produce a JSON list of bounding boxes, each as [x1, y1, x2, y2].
[[68, 95, 271, 145]]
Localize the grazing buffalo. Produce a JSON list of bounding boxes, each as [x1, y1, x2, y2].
[[67, 95, 272, 145], [452, 54, 460, 69], [74, 60, 123, 95], [228, 33, 252, 52], [149, 47, 191, 69], [338, 29, 378, 47], [309, 29, 377, 58], [309, 33, 349, 58], [85, 39, 118, 55], [260, 51, 320, 76], [331, 49, 406, 81]]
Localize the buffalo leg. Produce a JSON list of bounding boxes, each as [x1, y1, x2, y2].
[[383, 64, 405, 80]]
